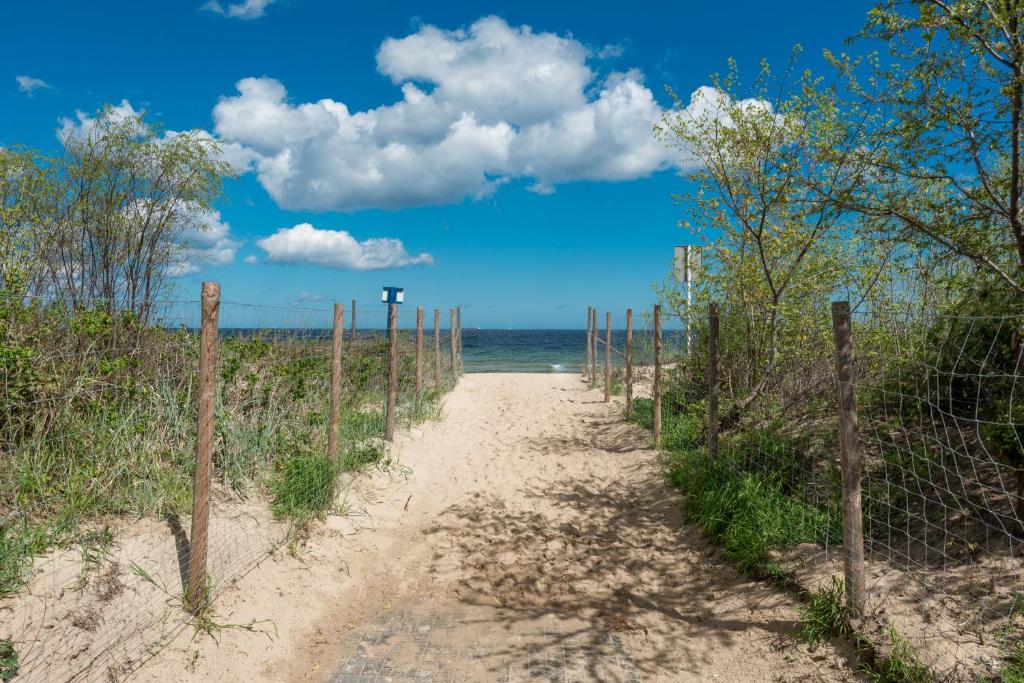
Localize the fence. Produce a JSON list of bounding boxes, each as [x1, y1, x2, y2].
[[0, 283, 463, 682], [584, 300, 1024, 678]]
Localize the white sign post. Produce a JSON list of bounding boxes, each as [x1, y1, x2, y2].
[[674, 246, 701, 353]]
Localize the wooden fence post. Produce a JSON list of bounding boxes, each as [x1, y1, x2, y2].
[[187, 281, 219, 614], [351, 299, 357, 336], [456, 304, 462, 372], [433, 308, 441, 391], [385, 303, 398, 441], [708, 303, 720, 461], [583, 307, 591, 378], [415, 306, 424, 396], [590, 307, 597, 383], [625, 308, 633, 418], [831, 300, 866, 615], [653, 304, 662, 448], [604, 312, 612, 403], [329, 302, 344, 461], [449, 308, 457, 378]]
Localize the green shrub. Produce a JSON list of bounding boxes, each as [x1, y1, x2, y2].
[[270, 452, 338, 521], [341, 444, 384, 471]]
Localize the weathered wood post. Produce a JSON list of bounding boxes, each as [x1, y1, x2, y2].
[[449, 308, 457, 378], [329, 302, 344, 461], [456, 304, 462, 373], [385, 303, 398, 441], [708, 303, 720, 461], [187, 281, 219, 614], [351, 299, 357, 336], [604, 312, 612, 403], [415, 306, 424, 397], [831, 300, 866, 615], [653, 304, 662, 448], [434, 308, 442, 392], [625, 308, 633, 418], [590, 307, 598, 383], [583, 307, 591, 378]]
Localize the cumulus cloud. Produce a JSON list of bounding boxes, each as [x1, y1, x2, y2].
[[173, 208, 241, 276], [58, 100, 141, 141], [16, 75, 51, 96], [256, 223, 434, 270], [202, 0, 276, 19], [211, 16, 681, 211]]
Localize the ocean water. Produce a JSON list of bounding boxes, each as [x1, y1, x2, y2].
[[461, 329, 676, 373], [215, 328, 678, 374]]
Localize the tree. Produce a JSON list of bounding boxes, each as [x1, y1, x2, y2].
[[657, 55, 876, 423], [833, 0, 1024, 300], [18, 106, 233, 320]]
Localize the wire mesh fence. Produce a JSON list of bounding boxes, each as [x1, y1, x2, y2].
[[617, 295, 1024, 678], [0, 287, 463, 681]]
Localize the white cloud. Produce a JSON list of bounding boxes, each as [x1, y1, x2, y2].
[[256, 223, 434, 270], [202, 0, 276, 19], [244, 254, 259, 264], [173, 208, 241, 275], [292, 291, 325, 305], [16, 75, 51, 96], [58, 100, 141, 141], [596, 43, 624, 60], [211, 16, 679, 211]]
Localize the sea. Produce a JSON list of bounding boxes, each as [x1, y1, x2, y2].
[[460, 329, 679, 373], [217, 328, 681, 374]]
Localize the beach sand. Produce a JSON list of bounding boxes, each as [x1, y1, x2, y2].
[[131, 373, 854, 682]]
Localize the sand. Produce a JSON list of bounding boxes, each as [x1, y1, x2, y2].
[[128, 373, 855, 682]]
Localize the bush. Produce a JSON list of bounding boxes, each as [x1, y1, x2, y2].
[[270, 452, 338, 521]]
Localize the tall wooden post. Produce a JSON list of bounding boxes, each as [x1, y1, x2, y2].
[[604, 312, 612, 403], [832, 300, 866, 615], [625, 308, 633, 418], [351, 299, 357, 336], [415, 306, 424, 396], [456, 305, 462, 372], [385, 304, 398, 441], [653, 304, 662, 448], [590, 307, 597, 383], [708, 303, 720, 461], [449, 308, 457, 378], [329, 303, 344, 461], [583, 307, 591, 378], [433, 308, 441, 391], [187, 281, 220, 614]]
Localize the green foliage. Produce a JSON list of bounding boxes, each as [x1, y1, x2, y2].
[[270, 452, 339, 522], [861, 630, 934, 683], [645, 393, 840, 574], [0, 639, 17, 682], [798, 576, 852, 644]]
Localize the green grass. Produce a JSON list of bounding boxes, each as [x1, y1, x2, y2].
[[0, 319, 455, 598], [798, 576, 852, 643], [0, 639, 16, 682], [270, 451, 339, 522], [858, 630, 934, 683]]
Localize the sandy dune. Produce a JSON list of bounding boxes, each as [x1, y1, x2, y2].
[[133, 373, 854, 682]]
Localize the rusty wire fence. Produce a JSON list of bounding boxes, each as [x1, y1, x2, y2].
[[0, 287, 462, 681]]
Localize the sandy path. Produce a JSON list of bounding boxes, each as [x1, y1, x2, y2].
[[134, 373, 854, 682]]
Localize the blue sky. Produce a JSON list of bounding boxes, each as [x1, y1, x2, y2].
[[2, 0, 874, 328]]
